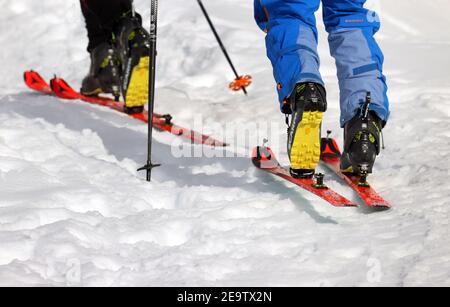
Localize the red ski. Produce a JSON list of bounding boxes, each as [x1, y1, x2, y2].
[[23, 70, 227, 147], [252, 146, 357, 207], [320, 137, 391, 208], [24, 70, 52, 94]]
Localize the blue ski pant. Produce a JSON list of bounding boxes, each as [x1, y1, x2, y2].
[[254, 0, 390, 127]]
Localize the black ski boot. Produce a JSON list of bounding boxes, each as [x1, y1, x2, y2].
[[286, 82, 327, 179], [81, 42, 121, 100], [341, 92, 384, 185], [114, 15, 151, 114]]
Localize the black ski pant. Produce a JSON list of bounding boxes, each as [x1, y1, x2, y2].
[[80, 0, 133, 52]]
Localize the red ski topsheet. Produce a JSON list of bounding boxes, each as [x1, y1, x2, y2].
[[252, 146, 357, 208], [24, 70, 227, 147], [320, 138, 391, 208], [23, 70, 52, 94], [322, 156, 391, 208]]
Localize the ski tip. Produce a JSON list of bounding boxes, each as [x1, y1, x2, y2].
[[203, 139, 228, 148], [344, 202, 359, 208], [369, 203, 392, 210], [252, 146, 278, 169], [50, 77, 80, 100], [320, 137, 342, 161], [23, 70, 51, 93], [214, 141, 229, 147], [329, 202, 359, 208]]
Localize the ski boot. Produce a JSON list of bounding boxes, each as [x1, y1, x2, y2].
[[80, 42, 122, 101], [286, 82, 327, 179], [341, 92, 384, 186], [114, 15, 151, 114]]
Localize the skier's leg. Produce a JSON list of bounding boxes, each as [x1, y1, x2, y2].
[[80, 0, 149, 113], [322, 0, 389, 177], [322, 0, 389, 127], [253, 0, 268, 32], [80, 0, 133, 52], [113, 6, 151, 113], [254, 0, 327, 178], [80, 0, 133, 98], [255, 0, 323, 107]]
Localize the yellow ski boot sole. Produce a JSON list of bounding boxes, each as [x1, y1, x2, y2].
[[290, 111, 324, 170], [125, 56, 150, 108]]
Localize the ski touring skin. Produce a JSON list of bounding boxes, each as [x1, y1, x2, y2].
[[252, 146, 357, 208], [320, 137, 391, 208], [23, 70, 227, 147]]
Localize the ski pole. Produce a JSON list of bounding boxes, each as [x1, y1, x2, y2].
[[138, 0, 160, 181], [196, 0, 252, 95]]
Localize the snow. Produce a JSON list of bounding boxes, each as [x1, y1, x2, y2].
[[1, 0, 450, 286]]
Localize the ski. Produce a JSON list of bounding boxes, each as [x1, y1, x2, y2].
[[320, 137, 391, 208], [252, 146, 357, 207], [24, 70, 52, 94], [23, 70, 227, 147]]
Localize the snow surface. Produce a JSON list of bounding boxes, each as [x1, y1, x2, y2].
[[1, 0, 450, 286]]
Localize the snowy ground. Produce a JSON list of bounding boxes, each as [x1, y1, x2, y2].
[[0, 0, 450, 286]]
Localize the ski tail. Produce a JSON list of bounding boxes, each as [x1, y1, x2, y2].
[[24, 70, 52, 94], [24, 71, 227, 147], [320, 137, 341, 160], [252, 146, 278, 169], [50, 77, 125, 112], [50, 77, 82, 100]]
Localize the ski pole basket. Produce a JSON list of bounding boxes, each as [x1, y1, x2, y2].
[[229, 75, 253, 92]]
